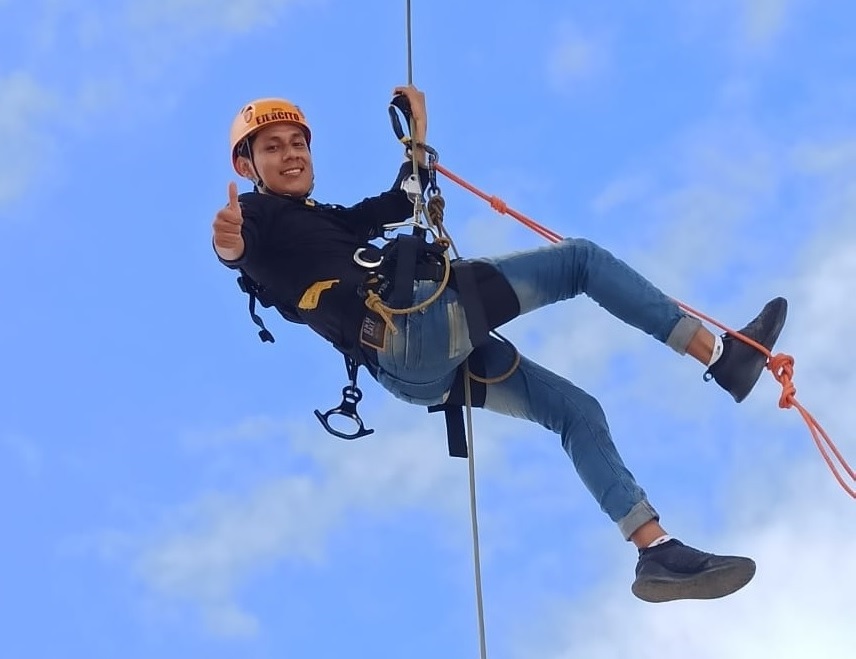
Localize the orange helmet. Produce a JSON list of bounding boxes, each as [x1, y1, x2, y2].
[[229, 98, 312, 174]]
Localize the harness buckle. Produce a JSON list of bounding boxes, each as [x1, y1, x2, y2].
[[356, 272, 390, 300]]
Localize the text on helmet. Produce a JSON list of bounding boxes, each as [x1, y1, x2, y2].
[[256, 110, 303, 126]]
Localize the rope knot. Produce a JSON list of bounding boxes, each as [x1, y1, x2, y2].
[[364, 291, 398, 335], [427, 194, 446, 226], [489, 196, 508, 214], [768, 352, 796, 409]]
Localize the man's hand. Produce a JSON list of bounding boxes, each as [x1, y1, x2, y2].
[[393, 84, 428, 165], [213, 181, 245, 261]]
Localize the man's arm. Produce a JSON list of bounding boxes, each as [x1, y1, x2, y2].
[[213, 182, 260, 267], [393, 84, 429, 167], [339, 161, 431, 236], [341, 83, 434, 234]]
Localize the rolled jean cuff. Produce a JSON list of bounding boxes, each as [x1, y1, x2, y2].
[[617, 500, 660, 541], [665, 314, 702, 355]]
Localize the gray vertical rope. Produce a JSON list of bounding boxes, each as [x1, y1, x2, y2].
[[406, 0, 414, 85], [464, 362, 489, 659], [402, 5, 488, 657], [404, 0, 422, 210]]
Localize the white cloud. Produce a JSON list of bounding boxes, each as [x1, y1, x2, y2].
[[511, 455, 854, 659], [767, 139, 856, 451], [108, 373, 589, 639], [510, 117, 782, 391], [0, 72, 59, 206], [590, 175, 653, 216], [546, 22, 606, 92], [792, 138, 856, 179], [0, 0, 318, 206], [740, 0, 794, 48], [124, 407, 511, 637], [506, 275, 855, 658], [116, 1, 311, 85], [203, 602, 260, 637], [504, 131, 856, 659], [0, 433, 43, 477], [452, 83, 856, 501], [180, 414, 292, 450], [675, 0, 797, 50], [126, 0, 312, 35]]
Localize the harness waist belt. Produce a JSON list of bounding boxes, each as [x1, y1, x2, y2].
[[409, 259, 445, 282]]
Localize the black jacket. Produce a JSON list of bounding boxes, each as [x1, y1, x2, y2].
[[218, 162, 429, 357]]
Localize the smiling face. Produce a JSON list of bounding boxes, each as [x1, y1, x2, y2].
[[236, 123, 314, 197]]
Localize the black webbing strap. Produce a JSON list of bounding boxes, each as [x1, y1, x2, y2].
[[425, 262, 523, 458], [451, 261, 490, 348], [440, 406, 468, 458], [237, 271, 275, 343], [387, 234, 423, 308], [428, 348, 487, 458]]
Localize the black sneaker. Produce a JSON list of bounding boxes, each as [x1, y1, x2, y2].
[[632, 539, 756, 603], [704, 296, 788, 403]]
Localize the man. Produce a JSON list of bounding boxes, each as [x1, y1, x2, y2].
[[212, 84, 787, 603]]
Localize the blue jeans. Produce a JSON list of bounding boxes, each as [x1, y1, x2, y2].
[[375, 238, 702, 540]]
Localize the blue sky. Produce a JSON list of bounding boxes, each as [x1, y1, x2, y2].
[[2, 1, 855, 657]]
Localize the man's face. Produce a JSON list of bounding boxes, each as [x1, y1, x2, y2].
[[238, 123, 313, 197]]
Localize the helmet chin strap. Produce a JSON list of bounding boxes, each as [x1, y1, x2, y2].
[[254, 174, 315, 200]]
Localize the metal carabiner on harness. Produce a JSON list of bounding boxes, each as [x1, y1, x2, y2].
[[400, 172, 424, 205], [313, 356, 375, 440], [388, 93, 439, 163], [380, 217, 424, 232], [353, 246, 384, 268]]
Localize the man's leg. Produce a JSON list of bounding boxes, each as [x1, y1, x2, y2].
[[478, 344, 657, 536], [479, 238, 787, 402], [474, 340, 757, 603]]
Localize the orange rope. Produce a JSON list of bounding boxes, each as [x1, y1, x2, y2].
[[433, 161, 855, 499], [435, 164, 563, 243]]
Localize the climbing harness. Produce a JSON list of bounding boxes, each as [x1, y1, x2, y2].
[[383, 92, 524, 457]]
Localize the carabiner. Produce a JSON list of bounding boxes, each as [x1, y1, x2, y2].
[[388, 94, 440, 161], [388, 93, 412, 144]]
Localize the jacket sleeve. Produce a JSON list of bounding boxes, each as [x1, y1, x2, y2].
[[339, 161, 432, 238]]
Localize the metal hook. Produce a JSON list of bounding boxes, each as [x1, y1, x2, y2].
[[314, 385, 374, 440], [380, 218, 428, 233], [313, 356, 374, 441], [353, 247, 384, 268]]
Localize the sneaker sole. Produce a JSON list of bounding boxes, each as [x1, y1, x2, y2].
[[631, 559, 756, 603]]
